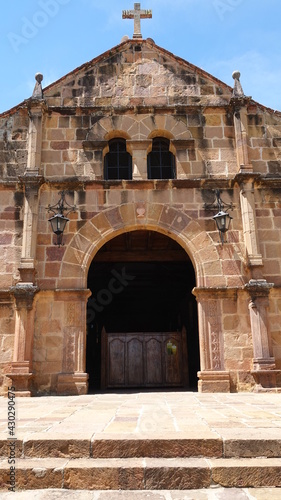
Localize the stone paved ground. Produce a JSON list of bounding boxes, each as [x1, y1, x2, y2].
[[1, 391, 281, 439], [1, 392, 281, 497], [1, 488, 281, 499]]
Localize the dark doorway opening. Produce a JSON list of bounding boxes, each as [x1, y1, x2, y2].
[[86, 231, 199, 392]]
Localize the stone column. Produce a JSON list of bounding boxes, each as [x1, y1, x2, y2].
[[8, 88, 45, 396], [7, 284, 38, 396], [245, 280, 280, 390], [127, 140, 151, 179], [193, 287, 230, 393]]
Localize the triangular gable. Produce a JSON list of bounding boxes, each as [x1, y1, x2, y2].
[[42, 39, 233, 109]]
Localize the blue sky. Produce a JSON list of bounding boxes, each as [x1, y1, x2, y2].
[[1, 0, 281, 113]]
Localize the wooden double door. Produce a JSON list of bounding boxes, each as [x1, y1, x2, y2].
[[101, 329, 189, 389]]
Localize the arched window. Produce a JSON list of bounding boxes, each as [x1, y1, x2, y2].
[[147, 138, 176, 180], [104, 139, 132, 180]]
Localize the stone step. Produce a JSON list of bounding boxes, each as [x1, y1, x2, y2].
[[1, 457, 281, 491], [2, 434, 281, 459]]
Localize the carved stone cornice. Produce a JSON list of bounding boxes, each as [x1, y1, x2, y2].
[[192, 286, 239, 299], [229, 96, 252, 112], [10, 283, 39, 310], [233, 172, 262, 187], [25, 97, 48, 114], [244, 279, 274, 299], [18, 172, 45, 189]]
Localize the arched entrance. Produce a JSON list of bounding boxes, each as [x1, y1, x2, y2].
[[86, 230, 199, 392]]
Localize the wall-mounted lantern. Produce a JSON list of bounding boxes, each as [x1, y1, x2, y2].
[[47, 191, 76, 246], [204, 189, 233, 245]]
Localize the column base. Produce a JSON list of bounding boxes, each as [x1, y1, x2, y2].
[[251, 369, 281, 392], [198, 371, 230, 393], [57, 372, 89, 396], [6, 362, 33, 397]]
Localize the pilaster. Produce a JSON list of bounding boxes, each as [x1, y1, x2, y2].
[[193, 287, 231, 393], [238, 178, 263, 269], [244, 280, 280, 391], [7, 284, 38, 396], [19, 99, 45, 282], [56, 289, 91, 395], [233, 103, 252, 173]]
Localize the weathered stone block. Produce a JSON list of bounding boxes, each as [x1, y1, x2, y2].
[[64, 458, 144, 490], [210, 458, 281, 487]]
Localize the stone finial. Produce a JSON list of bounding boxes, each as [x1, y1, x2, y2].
[[32, 73, 44, 99], [121, 35, 130, 43], [232, 70, 245, 98]]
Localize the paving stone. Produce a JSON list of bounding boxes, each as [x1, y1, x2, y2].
[[1, 490, 281, 499]]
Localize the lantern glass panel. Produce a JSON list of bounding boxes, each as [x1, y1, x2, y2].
[[48, 214, 69, 235], [213, 211, 232, 233]]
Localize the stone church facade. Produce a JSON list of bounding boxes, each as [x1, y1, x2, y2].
[[1, 35, 281, 396]]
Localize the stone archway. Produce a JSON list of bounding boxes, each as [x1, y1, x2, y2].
[[57, 202, 229, 394], [86, 229, 200, 392], [58, 202, 222, 289]]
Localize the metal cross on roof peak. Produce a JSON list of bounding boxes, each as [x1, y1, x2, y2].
[[122, 3, 152, 39]]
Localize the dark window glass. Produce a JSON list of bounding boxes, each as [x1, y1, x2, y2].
[[147, 138, 175, 179], [104, 139, 132, 180]]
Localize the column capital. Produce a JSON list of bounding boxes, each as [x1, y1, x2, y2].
[[244, 279, 274, 299], [229, 96, 252, 112], [10, 283, 39, 310], [234, 172, 261, 186], [26, 97, 48, 115], [19, 172, 45, 189]]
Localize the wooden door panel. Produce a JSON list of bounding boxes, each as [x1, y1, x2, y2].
[[105, 331, 188, 389], [108, 337, 125, 386], [145, 337, 163, 385], [127, 337, 143, 386], [164, 335, 182, 385]]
